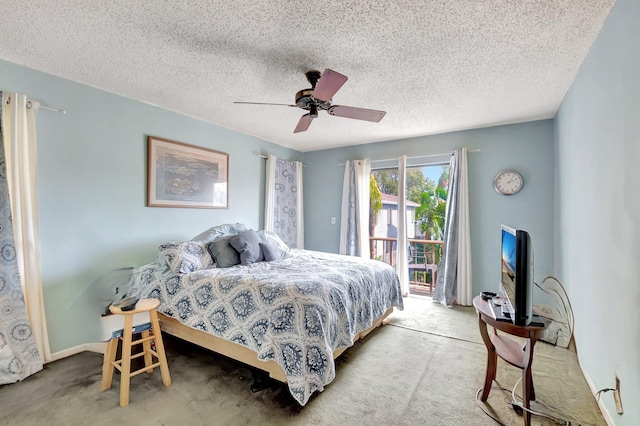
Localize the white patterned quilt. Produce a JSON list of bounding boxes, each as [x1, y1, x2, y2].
[[131, 249, 403, 405]]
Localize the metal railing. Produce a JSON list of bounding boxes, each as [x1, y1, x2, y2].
[[369, 237, 444, 296]]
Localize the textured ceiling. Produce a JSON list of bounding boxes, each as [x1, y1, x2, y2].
[[0, 1, 615, 152]]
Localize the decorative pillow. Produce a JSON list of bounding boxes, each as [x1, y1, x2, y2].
[[257, 230, 290, 253], [260, 242, 290, 262], [206, 235, 241, 268], [229, 230, 264, 265], [157, 241, 214, 274], [191, 223, 252, 243]]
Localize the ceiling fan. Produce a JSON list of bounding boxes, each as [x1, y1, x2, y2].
[[234, 69, 386, 133]]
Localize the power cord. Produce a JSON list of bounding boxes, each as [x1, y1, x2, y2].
[[595, 387, 615, 401], [475, 383, 527, 425], [535, 277, 575, 330], [476, 381, 572, 425], [475, 387, 507, 426], [510, 377, 578, 425], [534, 276, 576, 349]]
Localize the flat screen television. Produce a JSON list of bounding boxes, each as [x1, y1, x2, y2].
[[500, 225, 534, 326]]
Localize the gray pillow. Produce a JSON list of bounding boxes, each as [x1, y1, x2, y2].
[[229, 230, 264, 265], [257, 230, 291, 253], [260, 242, 290, 262], [192, 223, 252, 243], [206, 236, 240, 268]]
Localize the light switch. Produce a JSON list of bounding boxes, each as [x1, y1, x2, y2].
[[331, 216, 336, 225]]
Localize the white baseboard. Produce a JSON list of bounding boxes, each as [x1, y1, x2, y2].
[[48, 342, 106, 362], [583, 371, 616, 426]]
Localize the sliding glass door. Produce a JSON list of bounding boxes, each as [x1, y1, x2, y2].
[[370, 164, 448, 296]]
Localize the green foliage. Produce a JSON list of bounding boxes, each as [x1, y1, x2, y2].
[[419, 167, 448, 240], [369, 176, 383, 259], [438, 165, 450, 189], [407, 169, 435, 203], [373, 169, 398, 196], [415, 184, 447, 240], [371, 165, 449, 241], [372, 168, 435, 203], [369, 176, 382, 220]]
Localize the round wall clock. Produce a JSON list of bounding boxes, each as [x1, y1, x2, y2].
[[493, 170, 523, 195]]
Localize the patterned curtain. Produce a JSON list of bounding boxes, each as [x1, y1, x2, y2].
[[264, 155, 304, 249], [0, 92, 43, 384]]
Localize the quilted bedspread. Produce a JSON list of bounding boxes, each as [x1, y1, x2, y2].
[[131, 249, 403, 405]]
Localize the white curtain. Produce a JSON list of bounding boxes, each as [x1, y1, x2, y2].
[[339, 160, 370, 258], [0, 92, 49, 384], [396, 155, 410, 296], [264, 155, 304, 248], [455, 149, 472, 305], [3, 93, 50, 360], [264, 154, 276, 232], [433, 148, 472, 306]]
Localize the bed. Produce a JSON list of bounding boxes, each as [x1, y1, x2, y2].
[[130, 226, 403, 405]]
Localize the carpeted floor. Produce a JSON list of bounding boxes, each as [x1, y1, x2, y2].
[[388, 297, 606, 425], [0, 296, 605, 425]]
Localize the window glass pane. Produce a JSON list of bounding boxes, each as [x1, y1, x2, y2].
[[370, 164, 449, 296]]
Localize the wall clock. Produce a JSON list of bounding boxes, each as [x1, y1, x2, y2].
[[493, 170, 523, 195]]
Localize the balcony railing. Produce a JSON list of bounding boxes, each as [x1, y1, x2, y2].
[[369, 236, 444, 296]]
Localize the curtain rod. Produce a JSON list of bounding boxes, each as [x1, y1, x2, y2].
[[258, 154, 305, 167], [337, 149, 479, 166], [26, 100, 67, 114], [5, 96, 66, 114]]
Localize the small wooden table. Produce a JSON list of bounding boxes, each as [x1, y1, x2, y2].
[[473, 295, 548, 426]]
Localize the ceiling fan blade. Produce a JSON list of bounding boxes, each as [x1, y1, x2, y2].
[[312, 69, 348, 102], [234, 101, 297, 107], [328, 105, 386, 122], [294, 114, 313, 133]]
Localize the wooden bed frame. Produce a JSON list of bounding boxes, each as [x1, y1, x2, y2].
[[158, 307, 394, 383]]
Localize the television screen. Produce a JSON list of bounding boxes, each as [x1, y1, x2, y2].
[[500, 226, 517, 316], [500, 224, 533, 325]]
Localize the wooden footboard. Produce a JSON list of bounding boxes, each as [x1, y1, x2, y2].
[[158, 307, 394, 383]]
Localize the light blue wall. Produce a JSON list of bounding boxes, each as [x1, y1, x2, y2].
[[0, 59, 302, 353], [303, 120, 555, 299], [554, 0, 639, 423]]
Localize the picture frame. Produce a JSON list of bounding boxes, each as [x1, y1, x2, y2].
[[147, 136, 229, 209]]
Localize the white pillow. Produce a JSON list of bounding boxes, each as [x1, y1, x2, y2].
[[191, 223, 252, 243], [158, 241, 214, 273]]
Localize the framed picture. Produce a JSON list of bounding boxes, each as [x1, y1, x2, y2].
[[147, 136, 229, 208]]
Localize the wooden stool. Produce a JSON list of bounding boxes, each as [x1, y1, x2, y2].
[[100, 298, 171, 407]]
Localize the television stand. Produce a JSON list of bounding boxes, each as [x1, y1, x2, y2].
[[473, 296, 548, 426]]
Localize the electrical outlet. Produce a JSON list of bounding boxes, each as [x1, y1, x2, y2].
[[614, 375, 623, 415]]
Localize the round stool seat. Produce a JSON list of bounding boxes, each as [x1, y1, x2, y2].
[[109, 298, 160, 315], [101, 298, 171, 407]]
